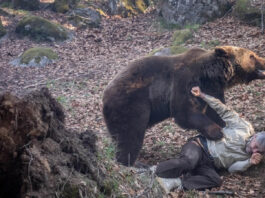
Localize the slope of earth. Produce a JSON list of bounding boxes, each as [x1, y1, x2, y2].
[[0, 7, 265, 197]]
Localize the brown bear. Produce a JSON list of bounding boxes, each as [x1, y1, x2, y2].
[[103, 46, 265, 166]]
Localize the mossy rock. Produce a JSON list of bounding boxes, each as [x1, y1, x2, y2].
[[15, 15, 69, 42], [172, 29, 193, 46], [0, 19, 6, 38], [11, 47, 58, 67], [54, 0, 80, 13], [68, 7, 101, 28], [123, 0, 149, 14], [12, 0, 40, 11], [233, 0, 263, 26], [109, 0, 149, 17]]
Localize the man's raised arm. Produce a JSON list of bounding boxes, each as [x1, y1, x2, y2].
[[191, 87, 242, 127]]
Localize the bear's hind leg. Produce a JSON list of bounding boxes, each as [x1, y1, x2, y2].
[[105, 102, 150, 166]]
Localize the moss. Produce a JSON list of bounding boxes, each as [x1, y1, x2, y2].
[[54, 0, 80, 13], [172, 29, 193, 46], [135, 0, 148, 13], [15, 15, 69, 42], [54, 0, 69, 13], [20, 47, 58, 65], [234, 0, 262, 26], [121, 0, 149, 16], [0, 19, 6, 38], [61, 183, 80, 198], [102, 179, 120, 195]]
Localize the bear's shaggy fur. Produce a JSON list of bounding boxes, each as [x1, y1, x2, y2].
[[103, 46, 265, 166]]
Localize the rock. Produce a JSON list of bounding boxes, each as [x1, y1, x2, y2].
[[53, 0, 80, 13], [107, 0, 150, 17], [68, 7, 101, 28], [233, 0, 263, 26], [15, 15, 69, 42], [12, 0, 40, 11], [0, 19, 6, 38], [159, 0, 232, 27], [10, 47, 58, 67]]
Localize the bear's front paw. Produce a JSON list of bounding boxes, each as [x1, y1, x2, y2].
[[203, 125, 223, 140]]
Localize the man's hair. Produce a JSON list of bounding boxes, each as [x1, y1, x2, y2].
[[256, 131, 265, 153]]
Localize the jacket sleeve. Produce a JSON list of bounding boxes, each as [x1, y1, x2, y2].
[[228, 159, 252, 173], [201, 94, 248, 128]]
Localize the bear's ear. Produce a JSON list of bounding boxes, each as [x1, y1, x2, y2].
[[215, 47, 229, 58]]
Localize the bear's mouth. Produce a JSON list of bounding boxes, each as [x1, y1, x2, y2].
[[257, 70, 265, 79]]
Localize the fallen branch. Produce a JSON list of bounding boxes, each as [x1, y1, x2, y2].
[[208, 190, 235, 195]]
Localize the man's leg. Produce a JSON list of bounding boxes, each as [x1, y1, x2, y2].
[[156, 141, 203, 178], [182, 165, 222, 190]]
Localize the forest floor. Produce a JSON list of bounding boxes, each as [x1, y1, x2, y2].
[[1, 6, 265, 197]]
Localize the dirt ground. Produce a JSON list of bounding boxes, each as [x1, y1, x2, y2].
[[0, 6, 265, 197]]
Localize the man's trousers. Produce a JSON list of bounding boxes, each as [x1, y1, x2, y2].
[[155, 140, 222, 190]]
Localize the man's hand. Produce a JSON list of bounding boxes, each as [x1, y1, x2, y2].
[[191, 87, 204, 97], [250, 153, 263, 165]]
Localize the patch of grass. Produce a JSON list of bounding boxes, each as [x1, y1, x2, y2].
[[172, 29, 193, 45], [102, 178, 120, 195], [200, 40, 220, 49], [158, 17, 200, 31], [185, 190, 198, 197], [184, 24, 200, 31], [56, 95, 68, 105], [158, 17, 181, 30], [170, 45, 188, 55], [98, 138, 116, 162], [234, 0, 262, 26], [61, 183, 79, 198]]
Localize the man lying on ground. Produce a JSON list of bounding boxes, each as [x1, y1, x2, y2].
[[153, 86, 265, 193]]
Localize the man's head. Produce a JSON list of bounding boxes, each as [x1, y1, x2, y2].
[[246, 132, 265, 154]]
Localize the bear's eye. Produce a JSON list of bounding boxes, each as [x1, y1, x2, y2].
[[250, 54, 255, 59]]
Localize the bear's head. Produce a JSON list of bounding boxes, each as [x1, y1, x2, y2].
[[214, 46, 265, 86]]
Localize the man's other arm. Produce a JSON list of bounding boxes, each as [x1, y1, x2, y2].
[[228, 159, 252, 173]]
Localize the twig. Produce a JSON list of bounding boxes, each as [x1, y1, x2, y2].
[[61, 168, 74, 192], [19, 140, 32, 150], [208, 190, 235, 195]]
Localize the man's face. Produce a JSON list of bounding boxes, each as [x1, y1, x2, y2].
[[246, 135, 264, 154]]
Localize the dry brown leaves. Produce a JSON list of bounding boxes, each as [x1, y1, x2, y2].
[[0, 7, 265, 197]]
